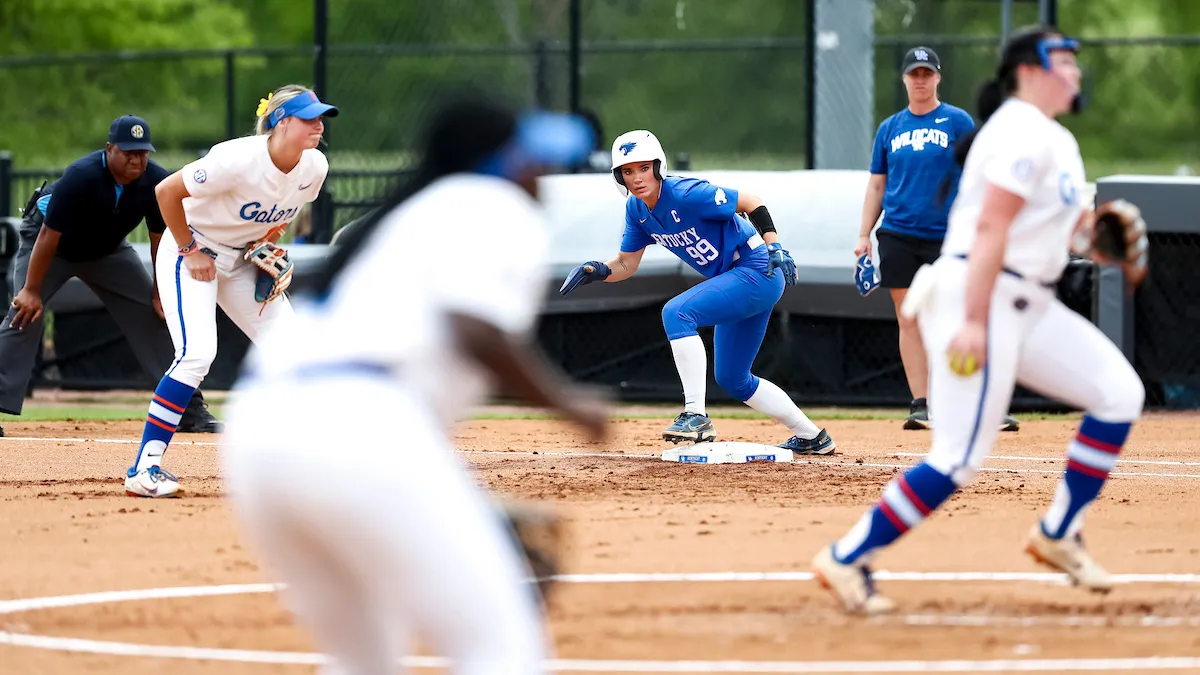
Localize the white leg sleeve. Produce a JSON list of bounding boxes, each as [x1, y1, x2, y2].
[[669, 335, 708, 415], [743, 378, 820, 438]]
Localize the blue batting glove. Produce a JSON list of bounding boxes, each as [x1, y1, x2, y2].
[[766, 243, 798, 287], [854, 253, 880, 296], [559, 261, 612, 295]]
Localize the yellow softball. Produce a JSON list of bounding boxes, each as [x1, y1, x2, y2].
[[949, 353, 978, 377]]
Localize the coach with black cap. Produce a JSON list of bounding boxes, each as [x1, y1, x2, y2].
[[0, 115, 221, 435], [852, 46, 1023, 432]]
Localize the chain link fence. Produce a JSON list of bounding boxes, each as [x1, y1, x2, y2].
[[5, 2, 1199, 221], [2, 0, 1198, 408]]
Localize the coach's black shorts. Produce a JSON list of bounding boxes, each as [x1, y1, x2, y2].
[[877, 229, 944, 289]]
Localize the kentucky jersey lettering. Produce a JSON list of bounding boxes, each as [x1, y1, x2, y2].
[[619, 176, 759, 278], [870, 102, 975, 239], [649, 226, 701, 248], [889, 128, 950, 153]]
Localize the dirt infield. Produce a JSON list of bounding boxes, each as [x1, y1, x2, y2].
[[2, 412, 1200, 674]]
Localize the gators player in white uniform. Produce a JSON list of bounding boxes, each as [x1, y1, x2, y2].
[[560, 131, 834, 455], [813, 27, 1149, 614], [221, 93, 605, 675], [125, 84, 335, 497]]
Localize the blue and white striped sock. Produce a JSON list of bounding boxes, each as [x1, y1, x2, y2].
[[832, 462, 958, 565], [130, 376, 196, 475], [1041, 415, 1131, 540]]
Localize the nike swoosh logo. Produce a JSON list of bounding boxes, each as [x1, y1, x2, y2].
[[639, 218, 647, 223], [935, 117, 949, 123], [299, 182, 313, 190]]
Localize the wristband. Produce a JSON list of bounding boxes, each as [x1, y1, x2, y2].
[[747, 205, 777, 235], [178, 239, 200, 256]]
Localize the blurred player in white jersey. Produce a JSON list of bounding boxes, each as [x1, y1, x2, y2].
[[221, 92, 606, 675], [813, 26, 1149, 614], [125, 84, 335, 497]]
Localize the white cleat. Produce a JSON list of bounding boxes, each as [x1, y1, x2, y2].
[[811, 545, 896, 615], [124, 466, 181, 498], [1025, 524, 1113, 593]]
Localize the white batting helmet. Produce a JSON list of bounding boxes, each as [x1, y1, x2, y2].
[[610, 130, 667, 197]]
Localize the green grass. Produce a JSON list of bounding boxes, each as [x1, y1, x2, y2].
[[0, 406, 156, 422]]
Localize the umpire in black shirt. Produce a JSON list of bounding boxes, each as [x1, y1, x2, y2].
[[1, 115, 220, 434]]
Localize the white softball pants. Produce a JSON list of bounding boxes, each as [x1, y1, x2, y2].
[[221, 375, 548, 675], [155, 229, 294, 388], [915, 257, 1145, 485]]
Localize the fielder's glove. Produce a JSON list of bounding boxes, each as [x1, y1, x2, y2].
[[559, 261, 611, 295], [244, 241, 294, 307], [766, 242, 798, 286], [499, 500, 564, 604], [1080, 199, 1149, 286]]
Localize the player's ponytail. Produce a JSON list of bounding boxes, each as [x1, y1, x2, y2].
[[951, 25, 1056, 169], [309, 89, 518, 298], [949, 77, 1006, 169], [940, 25, 1055, 204]]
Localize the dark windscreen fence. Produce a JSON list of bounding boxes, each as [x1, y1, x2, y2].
[[1134, 232, 1200, 409]]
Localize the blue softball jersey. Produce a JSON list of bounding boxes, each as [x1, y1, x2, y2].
[[870, 102, 975, 240], [619, 176, 759, 278]]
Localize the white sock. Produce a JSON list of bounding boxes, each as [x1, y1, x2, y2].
[[669, 335, 707, 415], [744, 378, 820, 439], [136, 440, 167, 472]]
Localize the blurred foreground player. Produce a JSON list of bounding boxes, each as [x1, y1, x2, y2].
[[221, 91, 608, 675]]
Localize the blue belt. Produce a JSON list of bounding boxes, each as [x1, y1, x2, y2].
[[952, 254, 1058, 289], [240, 360, 396, 386]]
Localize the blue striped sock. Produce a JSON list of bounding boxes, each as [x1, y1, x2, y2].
[[1041, 415, 1131, 540], [833, 463, 959, 565], [130, 376, 196, 475]]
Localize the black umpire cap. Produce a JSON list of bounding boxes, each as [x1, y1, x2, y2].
[[108, 115, 156, 152], [902, 46, 941, 74]]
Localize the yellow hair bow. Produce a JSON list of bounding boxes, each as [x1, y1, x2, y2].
[[255, 92, 273, 117]]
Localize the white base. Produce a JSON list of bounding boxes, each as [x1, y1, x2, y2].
[[660, 442, 794, 464]]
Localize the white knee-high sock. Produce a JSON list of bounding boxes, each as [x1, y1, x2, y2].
[[669, 335, 707, 415], [744, 378, 820, 438]]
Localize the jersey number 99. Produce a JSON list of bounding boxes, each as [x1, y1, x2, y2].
[[686, 239, 719, 265]]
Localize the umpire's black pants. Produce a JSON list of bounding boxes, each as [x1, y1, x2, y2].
[[0, 218, 184, 415]]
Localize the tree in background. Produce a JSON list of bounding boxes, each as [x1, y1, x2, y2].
[[0, 0, 257, 166], [0, 0, 1197, 176]]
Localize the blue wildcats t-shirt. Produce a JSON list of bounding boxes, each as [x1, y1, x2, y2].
[[619, 176, 759, 279], [870, 102, 975, 240]]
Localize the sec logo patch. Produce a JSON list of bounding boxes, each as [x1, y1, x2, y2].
[[193, 169, 207, 184]]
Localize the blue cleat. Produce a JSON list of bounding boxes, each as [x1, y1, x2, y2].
[[662, 412, 717, 444], [776, 428, 836, 456]]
